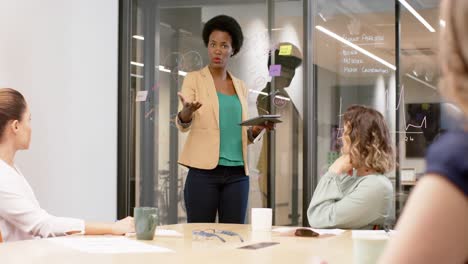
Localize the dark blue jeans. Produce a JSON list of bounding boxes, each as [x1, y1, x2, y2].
[[184, 165, 249, 224]]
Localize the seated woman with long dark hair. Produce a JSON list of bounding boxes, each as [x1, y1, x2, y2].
[[307, 105, 395, 229]]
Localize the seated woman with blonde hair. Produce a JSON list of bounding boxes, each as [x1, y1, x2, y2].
[[307, 105, 395, 229], [0, 88, 134, 242]]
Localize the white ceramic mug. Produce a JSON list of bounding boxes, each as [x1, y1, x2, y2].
[[352, 231, 390, 264], [251, 208, 273, 231]]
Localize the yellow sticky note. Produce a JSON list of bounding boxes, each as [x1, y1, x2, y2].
[[278, 44, 292, 56]]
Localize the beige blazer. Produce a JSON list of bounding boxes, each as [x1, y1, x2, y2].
[[176, 66, 251, 175]]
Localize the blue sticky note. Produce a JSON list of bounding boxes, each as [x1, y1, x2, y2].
[[269, 64, 281, 77]]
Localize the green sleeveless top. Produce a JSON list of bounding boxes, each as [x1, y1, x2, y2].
[[217, 92, 244, 166]]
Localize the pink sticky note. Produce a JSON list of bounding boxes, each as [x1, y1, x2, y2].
[[269, 64, 281, 77]]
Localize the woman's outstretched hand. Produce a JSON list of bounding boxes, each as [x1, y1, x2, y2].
[[178, 92, 202, 123], [178, 92, 202, 113]]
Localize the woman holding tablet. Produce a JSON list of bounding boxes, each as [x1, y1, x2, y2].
[[176, 15, 273, 224]]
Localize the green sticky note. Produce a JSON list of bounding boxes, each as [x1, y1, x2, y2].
[[278, 44, 292, 56]]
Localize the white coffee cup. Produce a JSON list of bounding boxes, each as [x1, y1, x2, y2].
[[251, 230, 272, 242], [251, 208, 273, 231], [352, 231, 390, 264]]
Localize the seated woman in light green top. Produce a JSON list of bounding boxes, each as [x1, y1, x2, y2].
[[217, 92, 244, 166], [308, 105, 395, 230]]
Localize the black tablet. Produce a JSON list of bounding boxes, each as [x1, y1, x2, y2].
[[239, 115, 282, 126]]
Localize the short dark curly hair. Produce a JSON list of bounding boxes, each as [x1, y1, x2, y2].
[[202, 15, 244, 56]]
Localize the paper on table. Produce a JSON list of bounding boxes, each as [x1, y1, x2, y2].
[[352, 230, 396, 237], [313, 228, 346, 236], [156, 229, 183, 237], [125, 228, 183, 238], [272, 227, 345, 236], [48, 236, 174, 254]]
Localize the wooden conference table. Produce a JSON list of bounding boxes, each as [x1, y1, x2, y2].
[[0, 223, 353, 264]]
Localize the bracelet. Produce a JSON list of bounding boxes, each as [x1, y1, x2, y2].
[[177, 112, 192, 128]]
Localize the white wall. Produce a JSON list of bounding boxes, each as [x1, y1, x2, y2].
[[0, 0, 118, 221]]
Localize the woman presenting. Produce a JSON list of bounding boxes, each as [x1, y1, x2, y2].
[[176, 15, 271, 224]]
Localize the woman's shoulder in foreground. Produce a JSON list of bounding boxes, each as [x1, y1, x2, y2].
[[426, 130, 468, 196], [428, 130, 468, 158]]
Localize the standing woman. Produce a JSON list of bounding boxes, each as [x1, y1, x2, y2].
[[177, 15, 270, 223], [0, 88, 134, 242]]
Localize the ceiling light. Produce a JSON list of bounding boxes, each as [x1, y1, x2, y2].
[[249, 89, 268, 96], [316, 26, 396, 70], [398, 0, 436, 32], [132, 35, 144, 40], [406, 73, 437, 90], [157, 66, 187, 77], [131, 61, 144, 67], [275, 95, 291, 101], [158, 65, 170, 73], [130, 74, 143, 79], [318, 13, 327, 22]]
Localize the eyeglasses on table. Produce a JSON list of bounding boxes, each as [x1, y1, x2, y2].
[[192, 229, 244, 243]]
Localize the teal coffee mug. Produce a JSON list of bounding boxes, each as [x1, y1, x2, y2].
[[134, 207, 159, 240]]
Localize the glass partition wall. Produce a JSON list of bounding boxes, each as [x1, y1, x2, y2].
[[119, 0, 444, 225], [119, 0, 306, 226], [398, 0, 443, 211], [313, 1, 399, 217], [312, 0, 443, 217]]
